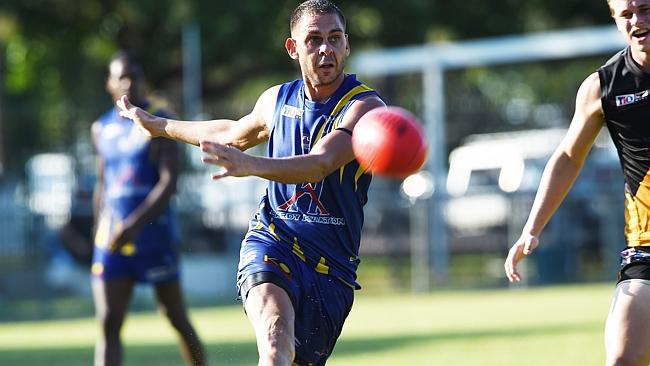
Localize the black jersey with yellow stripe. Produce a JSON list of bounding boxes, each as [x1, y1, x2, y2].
[[599, 47, 650, 246]]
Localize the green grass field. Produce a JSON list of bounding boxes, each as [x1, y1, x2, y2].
[[0, 283, 613, 365]]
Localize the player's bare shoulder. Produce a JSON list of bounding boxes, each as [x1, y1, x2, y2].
[[229, 85, 281, 149], [579, 72, 602, 99], [90, 120, 103, 149], [576, 71, 604, 118], [253, 85, 282, 130]]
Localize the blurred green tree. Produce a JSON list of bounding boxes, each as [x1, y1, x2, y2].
[[0, 0, 614, 175]]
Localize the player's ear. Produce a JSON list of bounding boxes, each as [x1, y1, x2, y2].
[[345, 34, 350, 56], [286, 38, 299, 60], [105, 76, 114, 95]]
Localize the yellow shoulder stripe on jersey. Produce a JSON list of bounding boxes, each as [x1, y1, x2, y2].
[[331, 84, 373, 120], [313, 117, 330, 150], [312, 84, 374, 147], [328, 84, 375, 186], [354, 164, 369, 191], [339, 162, 370, 191]]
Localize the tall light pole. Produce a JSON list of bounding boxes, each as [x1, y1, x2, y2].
[[182, 22, 202, 120], [0, 46, 5, 175]]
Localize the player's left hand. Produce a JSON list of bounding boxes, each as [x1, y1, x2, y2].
[[200, 140, 254, 179], [116, 95, 164, 138], [504, 233, 539, 282]]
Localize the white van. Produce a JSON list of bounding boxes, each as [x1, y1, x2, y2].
[[445, 128, 619, 236]]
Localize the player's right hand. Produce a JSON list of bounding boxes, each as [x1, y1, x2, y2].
[[116, 95, 162, 138], [504, 233, 539, 282], [200, 140, 254, 179]]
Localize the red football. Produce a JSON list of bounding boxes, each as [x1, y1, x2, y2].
[[352, 106, 428, 178]]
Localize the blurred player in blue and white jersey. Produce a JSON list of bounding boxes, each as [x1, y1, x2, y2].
[[92, 51, 206, 366]]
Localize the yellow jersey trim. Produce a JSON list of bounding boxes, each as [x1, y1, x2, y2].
[[313, 84, 373, 147]]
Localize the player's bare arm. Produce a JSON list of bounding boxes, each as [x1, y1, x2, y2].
[[109, 139, 180, 251], [116, 86, 276, 149], [90, 121, 104, 229], [200, 94, 386, 183], [504, 71, 604, 282]]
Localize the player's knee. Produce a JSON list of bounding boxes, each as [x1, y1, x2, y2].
[[262, 347, 295, 366], [96, 311, 123, 337], [259, 348, 295, 366], [160, 307, 190, 331], [260, 314, 294, 352], [168, 316, 197, 339]]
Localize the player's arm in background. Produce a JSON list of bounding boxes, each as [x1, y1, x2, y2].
[[108, 137, 180, 251], [116, 86, 276, 150], [504, 71, 604, 282], [91, 121, 104, 236], [200, 94, 386, 184]]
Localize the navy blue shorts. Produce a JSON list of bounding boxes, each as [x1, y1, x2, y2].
[[92, 245, 179, 284], [237, 231, 354, 366]]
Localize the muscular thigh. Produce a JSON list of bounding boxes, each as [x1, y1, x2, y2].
[[607, 280, 650, 359], [607, 249, 650, 363]]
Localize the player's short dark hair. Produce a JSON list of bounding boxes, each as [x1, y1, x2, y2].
[[606, 0, 615, 15], [108, 49, 144, 76], [290, 0, 346, 33]]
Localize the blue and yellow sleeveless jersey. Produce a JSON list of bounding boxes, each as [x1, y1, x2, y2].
[[245, 74, 380, 289], [94, 103, 179, 255]]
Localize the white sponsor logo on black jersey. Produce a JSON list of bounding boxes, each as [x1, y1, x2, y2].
[[616, 90, 650, 107]]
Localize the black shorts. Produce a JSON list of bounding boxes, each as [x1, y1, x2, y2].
[[617, 246, 650, 284]]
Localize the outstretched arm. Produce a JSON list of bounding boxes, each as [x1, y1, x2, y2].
[[200, 95, 386, 184], [504, 71, 605, 282], [116, 86, 278, 150]]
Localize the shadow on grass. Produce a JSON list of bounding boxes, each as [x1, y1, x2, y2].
[[1, 321, 601, 365], [334, 320, 603, 357]]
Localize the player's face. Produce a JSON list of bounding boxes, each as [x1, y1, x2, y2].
[[610, 0, 650, 53], [287, 12, 349, 90], [106, 59, 145, 103]]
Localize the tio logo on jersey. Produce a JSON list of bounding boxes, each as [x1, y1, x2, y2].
[[616, 90, 649, 107]]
